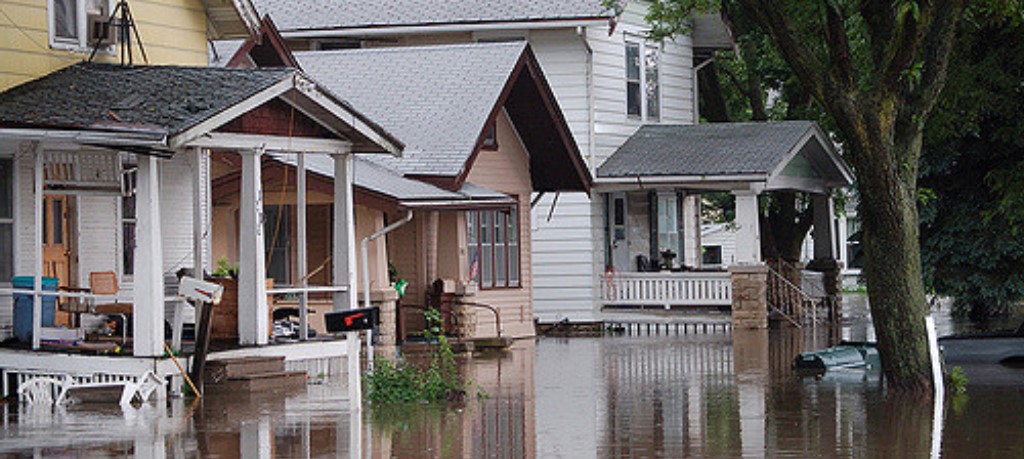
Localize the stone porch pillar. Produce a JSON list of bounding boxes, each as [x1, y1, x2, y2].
[[729, 265, 768, 329]]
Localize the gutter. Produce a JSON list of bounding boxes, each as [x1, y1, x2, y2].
[[0, 128, 169, 152], [282, 18, 611, 39], [594, 174, 769, 186], [361, 210, 414, 310]]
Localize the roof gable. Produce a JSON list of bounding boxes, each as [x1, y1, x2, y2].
[[597, 121, 853, 191]]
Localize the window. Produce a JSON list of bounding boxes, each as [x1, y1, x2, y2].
[[467, 206, 519, 289], [846, 218, 864, 269], [482, 119, 498, 150], [0, 158, 14, 282], [49, 0, 113, 51], [656, 193, 679, 263], [264, 205, 292, 284], [121, 162, 136, 276], [625, 40, 660, 121], [702, 246, 723, 266]]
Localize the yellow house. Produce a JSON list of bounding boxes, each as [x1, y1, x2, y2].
[[0, 0, 258, 90]]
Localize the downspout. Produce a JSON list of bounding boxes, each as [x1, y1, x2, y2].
[[361, 210, 414, 310]]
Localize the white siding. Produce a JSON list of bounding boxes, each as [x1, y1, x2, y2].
[[530, 1, 696, 323]]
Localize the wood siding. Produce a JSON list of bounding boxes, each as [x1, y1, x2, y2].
[[0, 0, 211, 91]]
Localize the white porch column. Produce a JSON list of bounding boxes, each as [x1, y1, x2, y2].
[[238, 150, 268, 346], [813, 193, 836, 261], [134, 155, 165, 357], [32, 147, 43, 350], [682, 193, 701, 269], [331, 148, 360, 405], [297, 153, 309, 341], [732, 189, 762, 265]]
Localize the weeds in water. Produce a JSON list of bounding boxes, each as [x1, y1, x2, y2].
[[363, 307, 469, 404], [947, 366, 969, 394]]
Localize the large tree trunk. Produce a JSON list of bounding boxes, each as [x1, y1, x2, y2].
[[851, 133, 933, 392]]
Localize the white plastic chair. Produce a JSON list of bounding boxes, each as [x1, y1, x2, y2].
[[17, 377, 67, 405]]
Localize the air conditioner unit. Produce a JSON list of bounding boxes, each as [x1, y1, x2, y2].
[[87, 13, 116, 47]]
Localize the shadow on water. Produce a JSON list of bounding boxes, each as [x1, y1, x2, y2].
[[2, 295, 1023, 457]]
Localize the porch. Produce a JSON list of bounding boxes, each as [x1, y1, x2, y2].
[[595, 122, 854, 328]]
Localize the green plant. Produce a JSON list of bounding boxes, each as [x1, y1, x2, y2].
[[947, 366, 969, 394], [363, 307, 468, 404], [212, 257, 238, 278]]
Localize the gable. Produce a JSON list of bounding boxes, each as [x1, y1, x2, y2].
[[217, 98, 333, 139]]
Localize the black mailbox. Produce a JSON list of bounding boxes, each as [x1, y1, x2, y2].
[[325, 307, 379, 333]]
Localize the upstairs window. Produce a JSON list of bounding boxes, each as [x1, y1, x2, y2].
[[0, 158, 13, 282], [625, 40, 661, 121], [49, 0, 114, 52]]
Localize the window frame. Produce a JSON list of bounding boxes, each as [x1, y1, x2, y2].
[[119, 159, 137, 279], [624, 37, 662, 122], [48, 0, 115, 53], [481, 119, 499, 150], [0, 157, 15, 285], [466, 204, 521, 290]]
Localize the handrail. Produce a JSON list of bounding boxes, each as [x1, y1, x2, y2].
[[455, 301, 502, 338], [266, 285, 349, 295]]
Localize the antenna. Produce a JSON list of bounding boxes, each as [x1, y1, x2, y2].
[[87, 0, 149, 65]]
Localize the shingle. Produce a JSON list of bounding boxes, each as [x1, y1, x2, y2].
[[295, 42, 527, 177], [253, 0, 611, 32], [597, 122, 819, 178], [0, 63, 294, 136], [209, 40, 246, 67]]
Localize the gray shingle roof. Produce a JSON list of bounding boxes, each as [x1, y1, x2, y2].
[[270, 153, 513, 205], [0, 63, 295, 137], [209, 40, 246, 67], [253, 0, 610, 32], [294, 42, 527, 177], [597, 121, 822, 178]]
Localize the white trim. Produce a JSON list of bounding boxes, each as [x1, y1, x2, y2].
[[185, 133, 353, 155], [280, 18, 610, 39], [290, 74, 403, 157], [764, 176, 830, 194], [0, 129, 166, 149], [0, 154, 14, 286], [623, 34, 661, 123], [765, 125, 854, 187], [595, 174, 768, 185]]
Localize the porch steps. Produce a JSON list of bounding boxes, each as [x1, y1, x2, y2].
[[203, 356, 307, 395]]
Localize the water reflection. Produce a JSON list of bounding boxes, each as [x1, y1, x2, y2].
[[2, 296, 1023, 457]]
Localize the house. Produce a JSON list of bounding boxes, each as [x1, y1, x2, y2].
[[0, 0, 402, 393], [594, 121, 854, 327], [250, 0, 732, 324], [211, 39, 591, 341]]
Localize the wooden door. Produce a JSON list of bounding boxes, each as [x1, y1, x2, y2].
[[43, 195, 75, 325]]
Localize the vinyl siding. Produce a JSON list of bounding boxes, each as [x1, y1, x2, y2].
[[0, 0, 210, 91]]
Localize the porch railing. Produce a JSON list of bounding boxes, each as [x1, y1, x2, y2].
[[602, 271, 732, 308]]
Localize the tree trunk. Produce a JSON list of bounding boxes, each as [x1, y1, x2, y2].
[[852, 137, 933, 393]]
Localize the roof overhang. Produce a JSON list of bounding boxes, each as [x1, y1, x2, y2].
[[765, 123, 854, 191], [172, 73, 402, 156], [280, 17, 612, 39], [202, 0, 261, 39], [0, 128, 173, 157]]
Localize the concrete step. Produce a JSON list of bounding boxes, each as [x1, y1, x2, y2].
[[204, 356, 286, 384], [204, 370, 307, 395]]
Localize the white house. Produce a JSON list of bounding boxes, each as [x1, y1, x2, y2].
[[250, 0, 731, 325]]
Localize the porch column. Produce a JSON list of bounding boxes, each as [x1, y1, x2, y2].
[[238, 149, 268, 346], [31, 147, 43, 350], [134, 155, 165, 357], [682, 193, 701, 269], [297, 153, 309, 340], [331, 148, 360, 404], [812, 193, 836, 261], [424, 211, 439, 285], [732, 189, 761, 265]]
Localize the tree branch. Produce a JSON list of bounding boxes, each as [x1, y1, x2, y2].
[[858, 0, 897, 72], [823, 0, 855, 89]]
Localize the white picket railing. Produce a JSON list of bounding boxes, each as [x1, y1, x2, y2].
[[602, 271, 732, 307]]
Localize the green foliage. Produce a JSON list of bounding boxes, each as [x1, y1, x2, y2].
[[919, 15, 1024, 320], [363, 308, 468, 404], [212, 257, 238, 278], [947, 366, 969, 394]]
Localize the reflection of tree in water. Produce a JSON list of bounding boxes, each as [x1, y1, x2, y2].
[[702, 383, 741, 456]]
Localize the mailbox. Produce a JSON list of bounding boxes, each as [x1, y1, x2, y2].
[[325, 307, 379, 333]]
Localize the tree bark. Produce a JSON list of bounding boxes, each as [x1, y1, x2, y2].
[[850, 125, 932, 392]]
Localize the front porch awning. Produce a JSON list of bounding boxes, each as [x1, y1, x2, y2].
[[595, 121, 853, 194], [0, 62, 403, 156]]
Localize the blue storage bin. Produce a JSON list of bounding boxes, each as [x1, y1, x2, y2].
[[12, 276, 58, 343]]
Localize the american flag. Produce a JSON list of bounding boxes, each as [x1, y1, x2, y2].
[[468, 251, 480, 282]]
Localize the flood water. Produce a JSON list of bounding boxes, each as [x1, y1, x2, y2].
[[2, 296, 1023, 458]]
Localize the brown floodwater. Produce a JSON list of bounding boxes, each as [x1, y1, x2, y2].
[[2, 296, 1023, 458]]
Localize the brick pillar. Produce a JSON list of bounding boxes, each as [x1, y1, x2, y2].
[[372, 288, 400, 360], [452, 283, 479, 339], [730, 264, 769, 329], [806, 258, 844, 321]]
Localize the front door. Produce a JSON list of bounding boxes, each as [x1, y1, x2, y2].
[[43, 195, 75, 325], [609, 192, 629, 272]]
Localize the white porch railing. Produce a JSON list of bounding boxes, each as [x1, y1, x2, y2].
[[602, 271, 732, 307]]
